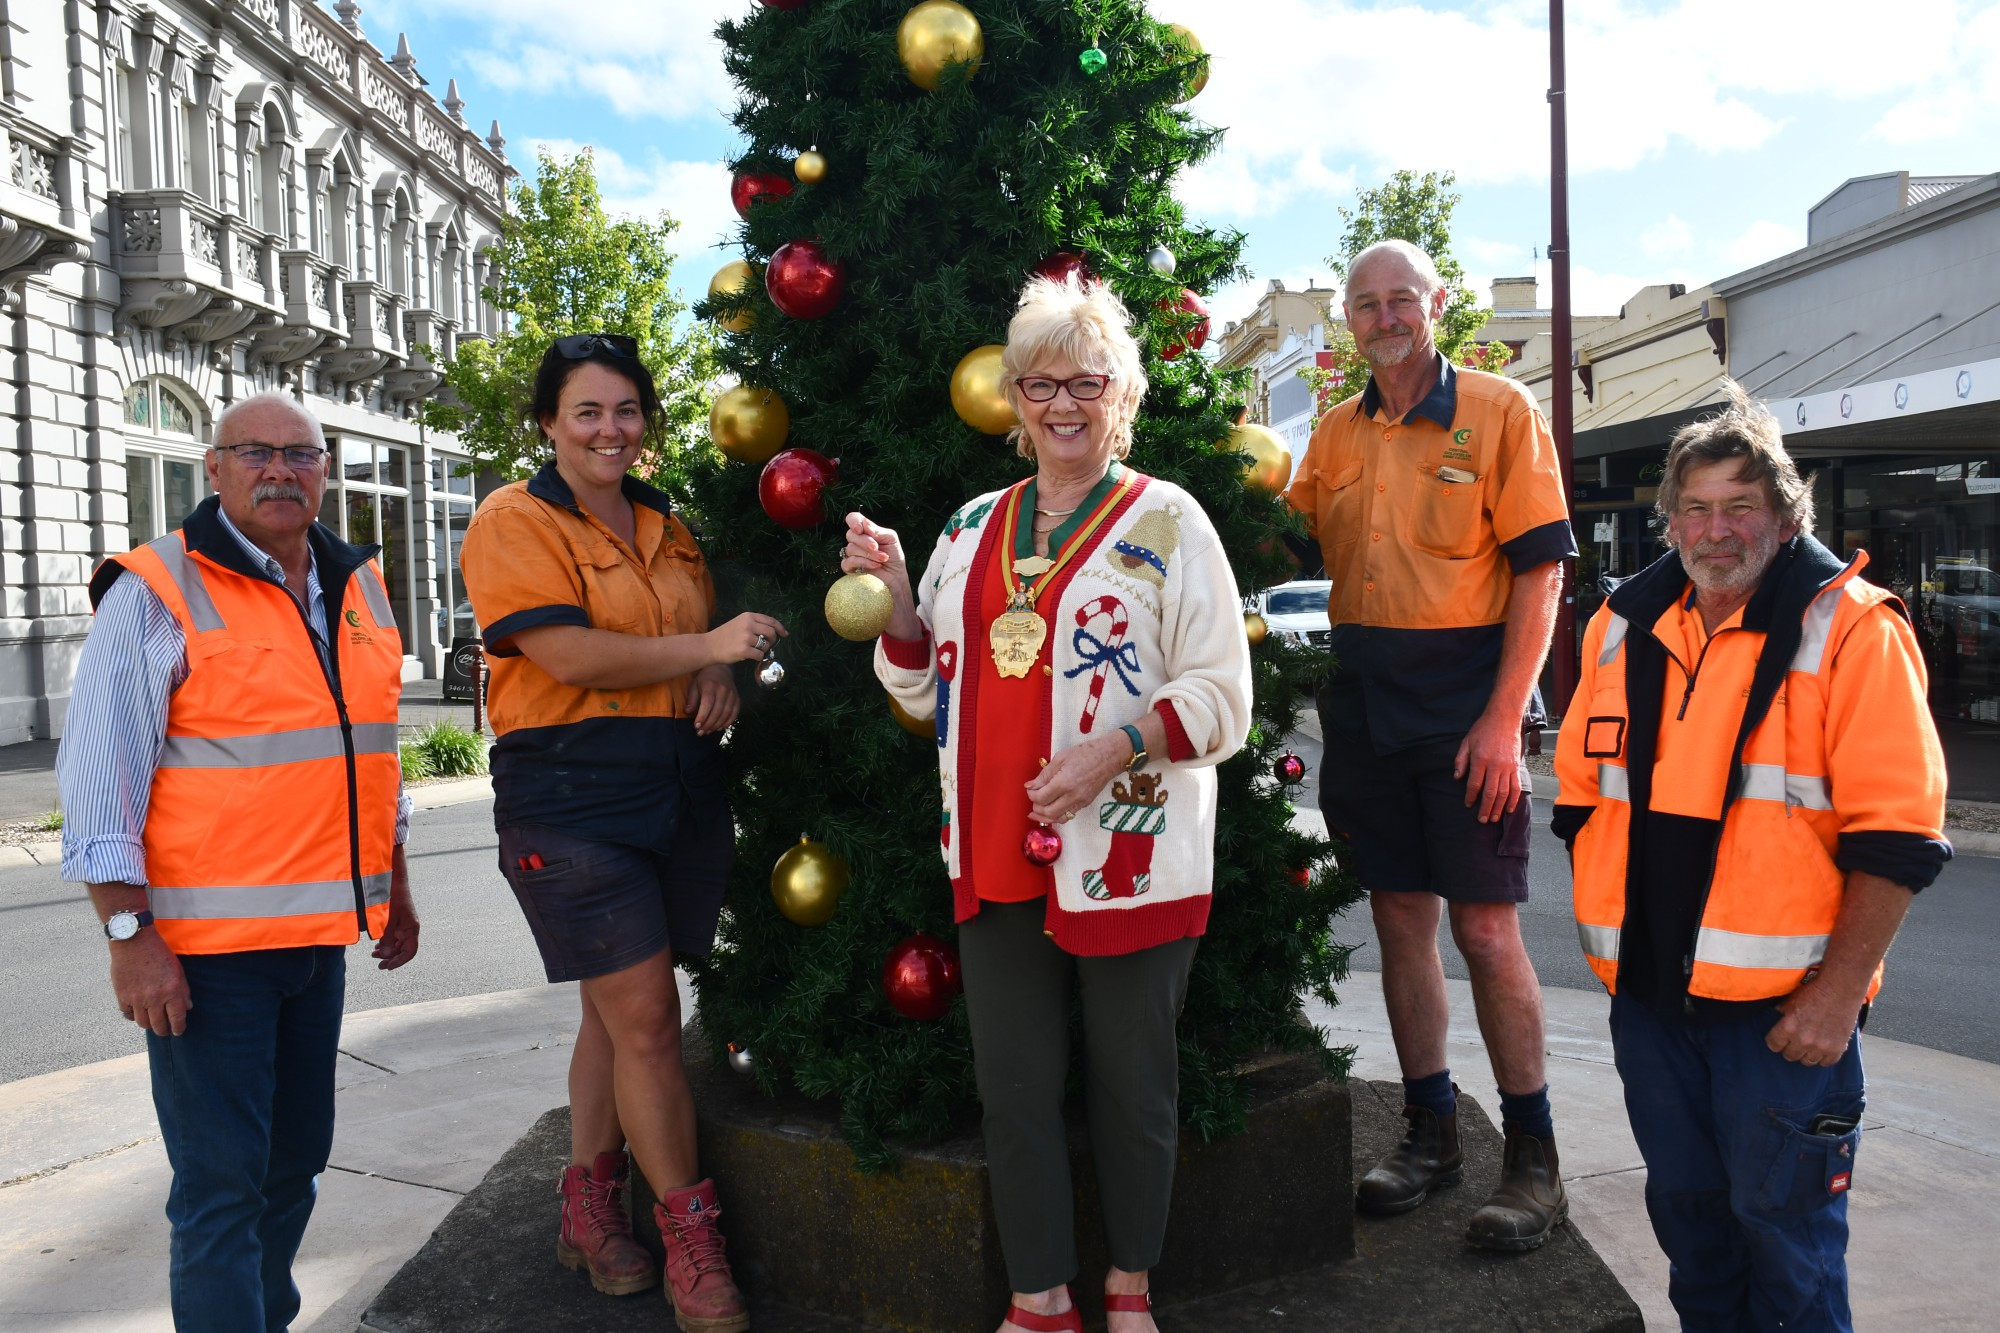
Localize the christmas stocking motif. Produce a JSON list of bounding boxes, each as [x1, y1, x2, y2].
[[1082, 773, 1169, 900]]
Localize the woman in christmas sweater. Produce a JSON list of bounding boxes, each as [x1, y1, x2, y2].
[[843, 276, 1252, 1333]]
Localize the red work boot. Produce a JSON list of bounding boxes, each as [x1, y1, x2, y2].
[[655, 1178, 749, 1332], [556, 1151, 658, 1296]]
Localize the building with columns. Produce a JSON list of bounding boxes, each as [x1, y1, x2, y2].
[[0, 0, 513, 743]]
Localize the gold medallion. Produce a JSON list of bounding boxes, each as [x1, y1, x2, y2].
[[990, 604, 1047, 677]]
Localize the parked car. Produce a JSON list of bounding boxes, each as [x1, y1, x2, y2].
[[1257, 579, 1332, 647]]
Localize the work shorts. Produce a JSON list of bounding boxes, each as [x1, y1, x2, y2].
[[1317, 689, 1532, 903]]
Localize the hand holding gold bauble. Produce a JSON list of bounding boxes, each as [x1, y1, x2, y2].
[[707, 260, 758, 334], [794, 150, 828, 184], [888, 693, 936, 738], [898, 1, 984, 91], [1167, 23, 1209, 100], [709, 384, 790, 464], [950, 345, 1016, 435], [1230, 423, 1291, 495], [771, 836, 849, 926], [826, 572, 894, 641], [1245, 612, 1268, 645]]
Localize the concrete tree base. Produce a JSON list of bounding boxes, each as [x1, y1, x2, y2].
[[362, 1034, 1639, 1333]]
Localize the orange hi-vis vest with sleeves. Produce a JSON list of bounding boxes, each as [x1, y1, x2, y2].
[[1554, 538, 1947, 1006], [94, 502, 404, 955]]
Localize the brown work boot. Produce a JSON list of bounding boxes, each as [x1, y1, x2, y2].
[[1356, 1100, 1463, 1215], [655, 1178, 749, 1332], [1466, 1130, 1569, 1252], [557, 1151, 659, 1295]]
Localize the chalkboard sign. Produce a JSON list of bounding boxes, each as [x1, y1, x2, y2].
[[442, 637, 483, 703]]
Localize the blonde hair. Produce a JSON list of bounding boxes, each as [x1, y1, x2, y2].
[[1657, 379, 1814, 538], [1001, 275, 1148, 461]]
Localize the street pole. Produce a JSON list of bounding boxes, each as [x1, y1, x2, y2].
[[1548, 0, 1579, 711]]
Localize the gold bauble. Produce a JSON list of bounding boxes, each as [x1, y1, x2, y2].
[[898, 1, 984, 92], [826, 572, 895, 641], [1167, 23, 1209, 100], [949, 344, 1016, 435], [794, 151, 828, 185], [1231, 423, 1292, 495], [888, 693, 936, 738], [771, 836, 849, 927], [709, 384, 790, 464], [1245, 612, 1268, 646], [707, 259, 758, 334]]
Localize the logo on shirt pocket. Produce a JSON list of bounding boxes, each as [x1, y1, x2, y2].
[[1583, 716, 1626, 758]]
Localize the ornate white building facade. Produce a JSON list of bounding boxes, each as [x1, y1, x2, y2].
[[0, 0, 514, 742]]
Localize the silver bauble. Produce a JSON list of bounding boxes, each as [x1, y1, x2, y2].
[[1146, 244, 1177, 277], [727, 1043, 755, 1075], [757, 656, 786, 687]]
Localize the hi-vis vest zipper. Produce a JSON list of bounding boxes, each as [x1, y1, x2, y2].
[[1567, 557, 1897, 1004], [112, 533, 404, 955]]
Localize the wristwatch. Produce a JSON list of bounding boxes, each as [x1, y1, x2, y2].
[[104, 909, 154, 941], [1120, 723, 1148, 773]]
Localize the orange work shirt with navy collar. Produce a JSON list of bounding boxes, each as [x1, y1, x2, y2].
[[1284, 355, 1577, 753], [460, 461, 717, 851]]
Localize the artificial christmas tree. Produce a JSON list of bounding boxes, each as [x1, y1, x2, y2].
[[687, 0, 1358, 1166]]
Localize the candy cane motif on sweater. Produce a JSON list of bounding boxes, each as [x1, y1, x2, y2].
[[1064, 595, 1141, 734]]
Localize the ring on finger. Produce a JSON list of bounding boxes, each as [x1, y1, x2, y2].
[[754, 633, 768, 651]]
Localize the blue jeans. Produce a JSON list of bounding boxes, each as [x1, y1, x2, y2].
[[1610, 992, 1865, 1333], [147, 946, 346, 1333]]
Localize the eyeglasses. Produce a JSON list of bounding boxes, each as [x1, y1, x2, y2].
[[554, 333, 639, 360], [215, 443, 327, 469], [1016, 374, 1113, 403]]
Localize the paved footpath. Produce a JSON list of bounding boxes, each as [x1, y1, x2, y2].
[[4, 968, 1997, 1331]]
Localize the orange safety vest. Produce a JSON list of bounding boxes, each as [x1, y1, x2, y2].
[[1564, 549, 1930, 1004], [104, 528, 404, 954]]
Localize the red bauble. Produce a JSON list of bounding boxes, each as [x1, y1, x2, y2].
[[758, 448, 838, 530], [882, 932, 963, 1020], [1023, 824, 1063, 866], [1274, 753, 1307, 786], [766, 240, 846, 319], [1290, 864, 1313, 888], [730, 172, 794, 219], [1031, 251, 1096, 287], [1159, 289, 1211, 361]]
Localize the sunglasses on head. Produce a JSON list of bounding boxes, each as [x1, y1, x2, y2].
[[553, 333, 639, 360]]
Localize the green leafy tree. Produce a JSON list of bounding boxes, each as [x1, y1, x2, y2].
[[1302, 169, 1511, 423], [685, 1, 1358, 1167], [420, 149, 717, 486]]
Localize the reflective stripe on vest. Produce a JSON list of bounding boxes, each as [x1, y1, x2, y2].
[[148, 533, 226, 631], [1577, 921, 1621, 963], [1598, 762, 1630, 802], [1598, 613, 1629, 667], [151, 872, 394, 921], [160, 722, 399, 768], [1694, 924, 1829, 971], [1740, 763, 1834, 811], [1789, 580, 1861, 675], [357, 563, 394, 630]]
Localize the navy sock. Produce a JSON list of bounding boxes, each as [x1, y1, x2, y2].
[[1402, 1069, 1456, 1118], [1499, 1085, 1554, 1140]]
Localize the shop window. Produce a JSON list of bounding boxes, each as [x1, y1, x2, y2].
[[127, 450, 205, 544]]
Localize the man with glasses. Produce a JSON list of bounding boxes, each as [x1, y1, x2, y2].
[[1552, 385, 1947, 1330], [58, 392, 420, 1332], [1284, 239, 1577, 1250]]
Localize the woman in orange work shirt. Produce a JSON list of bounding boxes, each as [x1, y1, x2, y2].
[[459, 336, 783, 1331]]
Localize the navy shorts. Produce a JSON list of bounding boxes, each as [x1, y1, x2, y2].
[[1316, 691, 1532, 904], [498, 788, 733, 984]]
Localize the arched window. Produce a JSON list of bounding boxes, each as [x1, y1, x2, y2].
[[122, 377, 209, 544], [258, 105, 290, 240]]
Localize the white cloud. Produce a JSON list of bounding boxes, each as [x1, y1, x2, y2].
[[1722, 219, 1806, 270], [1149, 0, 1996, 223], [1640, 215, 1695, 261], [525, 139, 739, 270]]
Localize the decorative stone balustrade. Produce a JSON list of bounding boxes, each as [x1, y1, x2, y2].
[[322, 279, 404, 385], [0, 120, 90, 298], [111, 189, 283, 341]]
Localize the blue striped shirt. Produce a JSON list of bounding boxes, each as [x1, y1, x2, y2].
[[57, 514, 411, 888]]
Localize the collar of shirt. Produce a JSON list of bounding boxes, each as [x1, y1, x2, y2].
[[526, 459, 678, 521], [215, 503, 327, 639], [1357, 351, 1457, 429]]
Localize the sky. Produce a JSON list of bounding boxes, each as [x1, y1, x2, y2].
[[345, 0, 2000, 335]]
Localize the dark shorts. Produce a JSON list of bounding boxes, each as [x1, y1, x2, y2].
[[498, 791, 734, 984], [1317, 691, 1532, 904]]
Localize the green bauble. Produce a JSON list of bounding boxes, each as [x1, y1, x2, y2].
[[1078, 46, 1108, 76]]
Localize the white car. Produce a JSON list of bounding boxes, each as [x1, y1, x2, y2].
[[1258, 579, 1332, 647]]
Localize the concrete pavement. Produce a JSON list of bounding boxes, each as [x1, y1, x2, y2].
[[5, 967, 1998, 1331]]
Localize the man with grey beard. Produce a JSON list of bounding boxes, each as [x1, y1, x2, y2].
[[1552, 384, 1948, 1331], [57, 392, 419, 1331]]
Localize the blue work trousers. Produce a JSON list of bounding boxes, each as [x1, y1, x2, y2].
[[147, 945, 346, 1333], [1610, 991, 1865, 1333]]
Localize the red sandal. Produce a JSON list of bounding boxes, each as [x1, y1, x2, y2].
[[1005, 1286, 1083, 1332], [1104, 1291, 1154, 1315]]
